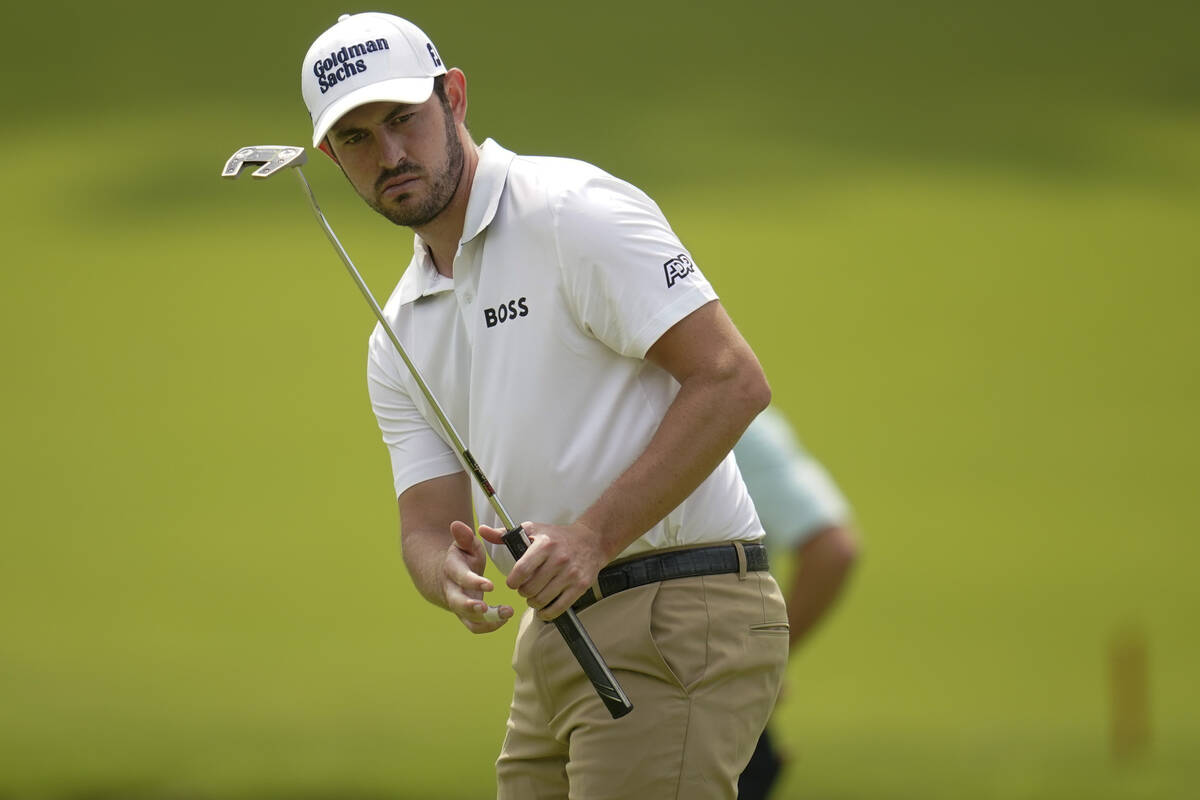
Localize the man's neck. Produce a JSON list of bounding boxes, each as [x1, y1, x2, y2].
[[414, 137, 480, 278]]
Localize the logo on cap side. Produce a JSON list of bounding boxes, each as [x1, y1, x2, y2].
[[312, 38, 391, 94], [427, 43, 442, 68]]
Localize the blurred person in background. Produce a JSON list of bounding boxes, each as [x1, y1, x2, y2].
[[734, 406, 860, 800]]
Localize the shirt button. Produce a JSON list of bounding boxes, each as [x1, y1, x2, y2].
[[462, 291, 474, 304]]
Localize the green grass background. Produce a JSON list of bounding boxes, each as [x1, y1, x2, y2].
[[3, 1, 1198, 797]]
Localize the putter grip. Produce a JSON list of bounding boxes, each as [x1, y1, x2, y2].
[[502, 526, 634, 719]]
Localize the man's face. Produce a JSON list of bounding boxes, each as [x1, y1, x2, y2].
[[327, 95, 464, 228]]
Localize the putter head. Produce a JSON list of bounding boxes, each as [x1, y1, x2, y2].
[[221, 145, 308, 179]]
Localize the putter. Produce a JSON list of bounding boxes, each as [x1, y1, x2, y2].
[[222, 145, 634, 720]]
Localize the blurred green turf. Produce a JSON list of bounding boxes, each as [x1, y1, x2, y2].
[[3, 1, 1198, 797]]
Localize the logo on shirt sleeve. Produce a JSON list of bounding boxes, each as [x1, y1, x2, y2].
[[663, 254, 696, 288]]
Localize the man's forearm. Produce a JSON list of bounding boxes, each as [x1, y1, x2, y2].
[[396, 472, 476, 613], [787, 526, 859, 648], [578, 365, 770, 561], [401, 527, 453, 610]]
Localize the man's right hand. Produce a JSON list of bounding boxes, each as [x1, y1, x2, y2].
[[444, 520, 515, 633]]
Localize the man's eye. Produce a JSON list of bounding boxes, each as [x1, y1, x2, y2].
[[343, 133, 366, 145], [391, 113, 415, 126]]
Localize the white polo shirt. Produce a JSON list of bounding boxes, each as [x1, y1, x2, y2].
[[367, 139, 764, 572]]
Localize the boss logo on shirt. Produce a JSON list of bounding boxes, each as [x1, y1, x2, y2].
[[663, 254, 696, 288], [484, 297, 530, 328]]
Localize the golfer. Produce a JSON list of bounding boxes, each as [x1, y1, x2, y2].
[[301, 13, 789, 798]]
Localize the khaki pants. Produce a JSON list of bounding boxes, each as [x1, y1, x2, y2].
[[496, 569, 789, 800]]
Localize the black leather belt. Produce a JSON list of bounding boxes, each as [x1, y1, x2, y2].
[[572, 542, 769, 613]]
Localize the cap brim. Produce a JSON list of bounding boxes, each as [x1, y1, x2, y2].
[[310, 76, 435, 147]]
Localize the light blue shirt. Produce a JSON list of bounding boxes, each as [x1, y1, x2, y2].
[[733, 406, 851, 551]]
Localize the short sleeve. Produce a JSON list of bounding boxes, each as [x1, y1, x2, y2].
[[552, 175, 718, 358], [367, 331, 464, 498]]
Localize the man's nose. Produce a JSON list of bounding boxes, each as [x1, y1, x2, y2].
[[378, 132, 407, 167]]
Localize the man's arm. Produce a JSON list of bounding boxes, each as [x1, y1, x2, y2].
[[398, 471, 514, 633], [785, 524, 859, 649], [583, 299, 769, 553], [480, 299, 770, 620]]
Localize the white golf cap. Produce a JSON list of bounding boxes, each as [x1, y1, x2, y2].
[[302, 13, 447, 147]]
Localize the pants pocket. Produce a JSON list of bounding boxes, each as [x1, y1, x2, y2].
[[648, 578, 710, 692]]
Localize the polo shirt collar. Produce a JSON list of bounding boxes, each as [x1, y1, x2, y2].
[[394, 240, 453, 305], [461, 138, 515, 245], [394, 138, 515, 306]]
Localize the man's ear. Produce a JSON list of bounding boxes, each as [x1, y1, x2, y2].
[[444, 68, 468, 125], [318, 138, 338, 163]]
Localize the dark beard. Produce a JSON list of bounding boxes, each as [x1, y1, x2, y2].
[[369, 102, 465, 228]]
